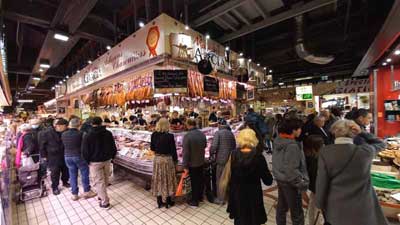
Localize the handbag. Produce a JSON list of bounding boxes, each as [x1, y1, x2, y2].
[[21, 156, 35, 167], [218, 154, 232, 201], [320, 145, 357, 225]]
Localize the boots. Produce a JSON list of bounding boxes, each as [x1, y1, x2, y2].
[[166, 196, 175, 208], [157, 196, 164, 208]]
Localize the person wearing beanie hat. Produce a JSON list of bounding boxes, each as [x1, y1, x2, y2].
[[39, 118, 70, 195]]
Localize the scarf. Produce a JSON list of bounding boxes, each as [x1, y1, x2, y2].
[[279, 133, 296, 140]]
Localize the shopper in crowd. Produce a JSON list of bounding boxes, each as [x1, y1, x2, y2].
[[170, 111, 183, 126], [137, 113, 147, 126], [244, 108, 268, 154], [24, 120, 41, 161], [272, 113, 283, 139], [303, 135, 324, 225], [305, 116, 333, 145], [208, 107, 218, 123], [344, 107, 358, 120], [182, 118, 207, 207], [353, 108, 385, 151], [15, 124, 34, 167], [316, 120, 388, 225], [188, 108, 199, 119], [320, 110, 337, 132], [264, 112, 276, 153], [110, 115, 119, 125], [129, 115, 138, 126], [330, 107, 343, 119], [62, 118, 97, 201], [227, 128, 273, 225], [80, 117, 93, 135], [272, 118, 308, 225], [39, 118, 70, 195], [150, 118, 178, 208], [82, 117, 117, 208], [210, 120, 236, 204]]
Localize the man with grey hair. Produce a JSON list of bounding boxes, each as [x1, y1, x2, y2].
[[61, 118, 96, 201], [306, 115, 333, 145]]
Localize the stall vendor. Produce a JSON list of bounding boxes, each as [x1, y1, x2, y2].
[[137, 114, 147, 126], [209, 107, 218, 123], [170, 111, 183, 126], [189, 108, 199, 119]]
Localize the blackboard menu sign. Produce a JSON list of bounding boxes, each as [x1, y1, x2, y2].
[[204, 76, 219, 94], [154, 70, 188, 93], [237, 83, 246, 99]]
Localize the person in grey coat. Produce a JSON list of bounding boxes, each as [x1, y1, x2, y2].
[[210, 120, 236, 204], [272, 118, 308, 225], [316, 119, 389, 225], [182, 118, 207, 207]]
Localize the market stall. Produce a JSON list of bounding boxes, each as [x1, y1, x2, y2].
[[54, 13, 255, 184]]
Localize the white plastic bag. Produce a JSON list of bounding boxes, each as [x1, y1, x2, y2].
[[21, 156, 35, 167]]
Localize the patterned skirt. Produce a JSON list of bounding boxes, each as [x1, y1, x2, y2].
[[151, 155, 177, 200]]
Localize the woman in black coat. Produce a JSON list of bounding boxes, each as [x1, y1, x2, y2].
[[227, 128, 273, 225]]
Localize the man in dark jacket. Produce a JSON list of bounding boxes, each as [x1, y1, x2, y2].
[[62, 118, 97, 201], [306, 116, 333, 145], [39, 118, 70, 195], [82, 117, 117, 208], [210, 120, 236, 204], [183, 118, 207, 207], [353, 108, 386, 151]]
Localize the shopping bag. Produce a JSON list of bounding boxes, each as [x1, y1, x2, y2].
[[21, 156, 35, 167], [176, 171, 191, 197], [218, 154, 232, 201]]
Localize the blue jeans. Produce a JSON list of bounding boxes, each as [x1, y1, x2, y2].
[[65, 156, 90, 195]]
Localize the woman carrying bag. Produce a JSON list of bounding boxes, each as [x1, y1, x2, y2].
[[150, 118, 178, 208], [225, 128, 273, 225]]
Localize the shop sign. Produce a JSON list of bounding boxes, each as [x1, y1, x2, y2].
[[247, 88, 255, 100], [203, 76, 219, 95], [170, 33, 232, 73], [335, 79, 369, 93], [66, 16, 166, 94], [154, 70, 188, 93], [296, 86, 313, 101]]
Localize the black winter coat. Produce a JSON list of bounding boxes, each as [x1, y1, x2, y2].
[[38, 127, 65, 167], [227, 149, 273, 225], [82, 126, 117, 163], [22, 132, 39, 156]]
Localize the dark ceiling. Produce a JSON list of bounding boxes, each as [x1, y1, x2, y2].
[[1, 0, 395, 107]]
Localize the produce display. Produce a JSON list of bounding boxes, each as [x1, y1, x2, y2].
[[376, 189, 400, 204]]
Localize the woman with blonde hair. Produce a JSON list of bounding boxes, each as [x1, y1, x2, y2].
[[227, 128, 273, 225], [316, 119, 388, 225], [150, 118, 178, 208]]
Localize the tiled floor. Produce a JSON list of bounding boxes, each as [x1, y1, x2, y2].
[[15, 179, 285, 225]]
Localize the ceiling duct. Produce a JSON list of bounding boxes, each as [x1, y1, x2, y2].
[[295, 15, 334, 64]]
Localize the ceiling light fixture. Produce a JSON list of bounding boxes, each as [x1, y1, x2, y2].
[[386, 58, 392, 62], [239, 52, 243, 56], [205, 34, 210, 39], [38, 68, 43, 72], [382, 62, 387, 66], [28, 86, 35, 89], [59, 81, 63, 84], [295, 76, 313, 81], [88, 60, 92, 64], [263, 67, 267, 70], [395, 50, 400, 55], [63, 79, 66, 82], [66, 75, 69, 79], [32, 77, 41, 81], [51, 87, 55, 90], [248, 59, 252, 62], [53, 33, 70, 42], [17, 99, 34, 103], [279, 82, 284, 86], [139, 21, 145, 28], [106, 45, 111, 50], [269, 69, 273, 73], [77, 70, 80, 73], [39, 59, 51, 68], [257, 63, 260, 66], [185, 25, 189, 30], [225, 46, 230, 51]]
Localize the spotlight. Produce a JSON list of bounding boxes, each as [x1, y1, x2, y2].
[[248, 59, 252, 62], [387, 58, 392, 62], [382, 62, 387, 66], [53, 32, 69, 42], [225, 46, 230, 51], [239, 52, 243, 56], [38, 68, 44, 72], [66, 75, 69, 79], [257, 63, 260, 66], [77, 70, 80, 73], [269, 69, 273, 73], [395, 50, 400, 55], [139, 21, 145, 28], [106, 45, 111, 50], [279, 82, 284, 86], [205, 34, 210, 39], [263, 67, 267, 70], [88, 60, 92, 64], [185, 25, 189, 30]]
